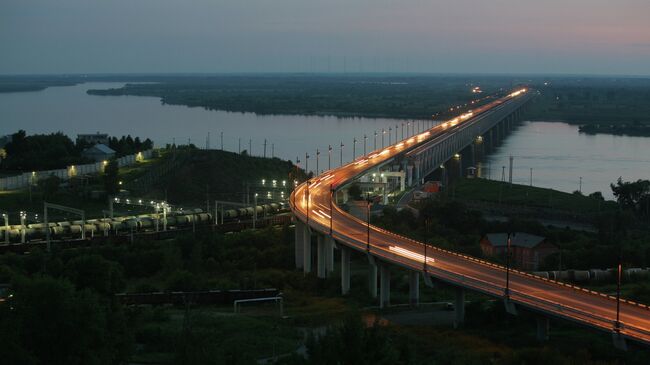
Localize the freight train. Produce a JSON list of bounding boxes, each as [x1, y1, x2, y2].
[[0, 202, 288, 243]]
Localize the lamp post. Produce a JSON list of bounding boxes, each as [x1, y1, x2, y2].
[[388, 127, 392, 145], [615, 259, 622, 332], [374, 131, 378, 150], [329, 183, 334, 236], [395, 124, 398, 142], [381, 128, 385, 148], [328, 145, 332, 170], [305, 152, 310, 173], [505, 232, 514, 298], [340, 141, 344, 166], [353, 138, 357, 160], [366, 193, 371, 252], [363, 135, 367, 156], [306, 182, 310, 225], [316, 149, 320, 175], [401, 122, 405, 140]]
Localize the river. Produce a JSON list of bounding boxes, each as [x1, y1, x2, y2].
[[1, 82, 648, 199]]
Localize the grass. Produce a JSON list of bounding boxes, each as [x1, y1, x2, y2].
[[452, 178, 619, 215]]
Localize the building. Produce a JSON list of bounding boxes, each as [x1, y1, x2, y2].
[[77, 132, 109, 146], [82, 143, 116, 162], [480, 232, 558, 271]]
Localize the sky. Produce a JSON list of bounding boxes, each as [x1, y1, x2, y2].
[[2, 0, 650, 75]]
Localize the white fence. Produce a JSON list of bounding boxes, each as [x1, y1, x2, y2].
[[0, 150, 153, 190]]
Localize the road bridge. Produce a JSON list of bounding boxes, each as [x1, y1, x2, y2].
[[290, 89, 650, 349]]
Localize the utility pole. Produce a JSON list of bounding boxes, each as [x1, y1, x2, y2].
[[501, 166, 506, 182], [579, 176, 583, 193], [505, 232, 513, 298], [263, 139, 267, 158], [206, 132, 210, 150], [238, 138, 241, 154], [220, 131, 224, 150], [249, 138, 252, 156], [530, 168, 533, 187], [508, 155, 513, 185], [363, 135, 367, 156], [271, 143, 274, 158]]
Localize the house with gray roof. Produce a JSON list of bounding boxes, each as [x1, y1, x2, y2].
[[480, 232, 558, 271]]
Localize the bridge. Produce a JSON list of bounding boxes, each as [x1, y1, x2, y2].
[[289, 89, 650, 349]]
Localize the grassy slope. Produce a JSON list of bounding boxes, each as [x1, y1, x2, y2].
[[452, 178, 619, 215]]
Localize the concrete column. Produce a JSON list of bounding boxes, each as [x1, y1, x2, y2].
[[406, 165, 413, 187], [470, 143, 476, 166], [536, 317, 549, 342], [409, 271, 420, 307], [380, 264, 391, 308], [369, 260, 378, 298], [399, 171, 405, 191], [414, 162, 420, 185], [294, 220, 305, 269], [317, 235, 326, 278], [454, 287, 465, 328], [325, 236, 335, 274], [341, 246, 351, 295], [303, 225, 312, 274]]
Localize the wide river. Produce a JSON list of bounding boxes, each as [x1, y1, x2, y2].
[[1, 82, 648, 199]]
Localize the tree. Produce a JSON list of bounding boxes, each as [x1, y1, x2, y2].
[[611, 177, 650, 220], [37, 174, 61, 199], [347, 183, 363, 201], [0, 276, 131, 365], [103, 159, 119, 195]]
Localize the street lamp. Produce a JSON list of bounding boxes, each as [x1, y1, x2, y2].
[[401, 122, 405, 140], [363, 135, 367, 156], [505, 232, 514, 299], [388, 127, 392, 145], [381, 128, 385, 148], [374, 131, 378, 150], [366, 192, 371, 252], [353, 138, 357, 160], [305, 152, 310, 173], [330, 183, 334, 236], [615, 259, 622, 332], [316, 149, 320, 174], [340, 141, 344, 166], [328, 145, 332, 170]]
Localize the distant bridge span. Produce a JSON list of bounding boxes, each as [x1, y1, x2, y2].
[[290, 89, 650, 348]]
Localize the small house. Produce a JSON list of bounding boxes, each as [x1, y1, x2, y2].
[[480, 232, 558, 271], [82, 143, 116, 162]]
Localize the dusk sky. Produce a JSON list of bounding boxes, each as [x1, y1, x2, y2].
[[2, 0, 650, 75]]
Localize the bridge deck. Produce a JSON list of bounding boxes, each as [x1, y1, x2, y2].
[[290, 89, 650, 346]]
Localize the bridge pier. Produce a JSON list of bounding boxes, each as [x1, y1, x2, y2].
[[325, 236, 335, 274], [454, 287, 465, 328], [612, 332, 628, 351], [303, 225, 312, 274], [294, 220, 305, 269], [409, 271, 419, 306], [317, 235, 326, 278], [341, 246, 351, 295], [536, 316, 550, 342], [379, 263, 391, 308], [368, 257, 378, 298]]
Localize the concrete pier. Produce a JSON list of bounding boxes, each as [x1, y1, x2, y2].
[[409, 271, 420, 307], [368, 259, 378, 299], [303, 224, 312, 274], [341, 246, 351, 295], [380, 264, 391, 308], [454, 287, 465, 328], [294, 220, 305, 269], [317, 235, 326, 278], [536, 317, 549, 342]]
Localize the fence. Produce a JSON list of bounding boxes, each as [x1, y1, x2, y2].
[[0, 150, 153, 190]]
